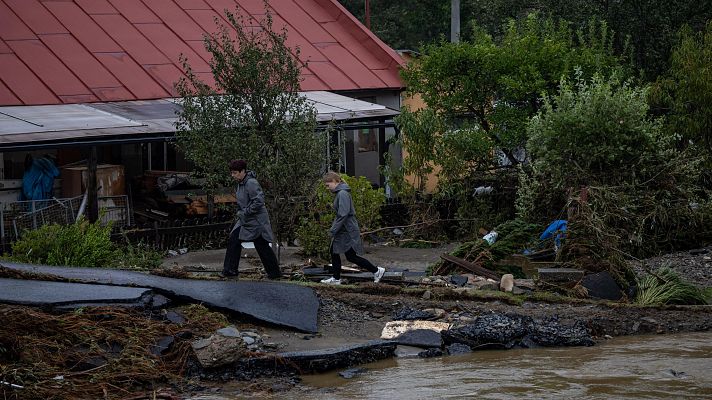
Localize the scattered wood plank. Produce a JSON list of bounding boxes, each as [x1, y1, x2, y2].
[[439, 253, 501, 281]]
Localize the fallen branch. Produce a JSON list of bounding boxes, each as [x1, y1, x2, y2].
[[439, 254, 501, 281], [361, 218, 479, 236]]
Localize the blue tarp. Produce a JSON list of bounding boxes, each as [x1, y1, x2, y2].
[[539, 219, 567, 248], [21, 157, 60, 201]]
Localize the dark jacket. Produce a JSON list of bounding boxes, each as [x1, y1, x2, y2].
[[232, 171, 274, 242], [329, 182, 363, 254]]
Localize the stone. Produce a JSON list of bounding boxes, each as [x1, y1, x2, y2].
[[191, 329, 247, 368], [500, 274, 514, 292], [422, 308, 447, 320], [450, 275, 469, 287], [422, 290, 432, 300], [151, 294, 171, 309], [165, 311, 186, 325], [216, 326, 241, 338], [446, 343, 472, 355], [339, 367, 367, 379], [392, 307, 436, 321], [511, 286, 526, 295], [150, 336, 175, 356], [581, 271, 623, 300], [525, 318, 594, 347], [514, 279, 536, 290], [417, 348, 443, 358], [242, 336, 256, 345]]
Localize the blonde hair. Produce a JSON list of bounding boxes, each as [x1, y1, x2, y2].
[[323, 171, 342, 183]]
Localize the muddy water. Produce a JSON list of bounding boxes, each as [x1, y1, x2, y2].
[[289, 332, 712, 399]]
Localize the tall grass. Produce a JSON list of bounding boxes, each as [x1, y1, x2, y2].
[[636, 267, 708, 306]]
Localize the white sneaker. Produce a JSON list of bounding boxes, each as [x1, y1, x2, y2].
[[320, 277, 341, 285], [374, 267, 386, 283]]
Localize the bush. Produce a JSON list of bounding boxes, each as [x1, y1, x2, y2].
[[9, 219, 164, 269], [296, 174, 385, 259], [10, 218, 116, 268]]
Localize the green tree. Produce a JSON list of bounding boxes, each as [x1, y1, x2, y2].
[[401, 14, 625, 174], [654, 22, 712, 163], [175, 4, 327, 249]]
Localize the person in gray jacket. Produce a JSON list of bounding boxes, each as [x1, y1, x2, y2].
[[320, 171, 385, 285], [222, 159, 281, 280]]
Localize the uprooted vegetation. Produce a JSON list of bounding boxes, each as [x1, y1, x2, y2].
[[0, 304, 228, 400]]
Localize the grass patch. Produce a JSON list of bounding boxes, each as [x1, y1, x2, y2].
[[635, 268, 708, 306]]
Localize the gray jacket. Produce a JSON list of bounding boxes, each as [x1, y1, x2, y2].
[[329, 182, 363, 254], [232, 171, 274, 242]]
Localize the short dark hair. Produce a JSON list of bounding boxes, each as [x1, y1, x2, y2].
[[228, 159, 247, 171]]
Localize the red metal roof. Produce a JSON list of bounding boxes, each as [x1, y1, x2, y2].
[[0, 0, 404, 106]]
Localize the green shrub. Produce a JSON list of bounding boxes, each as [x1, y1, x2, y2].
[[296, 174, 385, 259], [10, 218, 116, 268], [115, 240, 164, 270], [636, 267, 708, 306]]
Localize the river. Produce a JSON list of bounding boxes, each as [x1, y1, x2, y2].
[[195, 331, 712, 399]]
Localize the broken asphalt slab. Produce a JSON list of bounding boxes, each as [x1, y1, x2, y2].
[[0, 278, 152, 308], [0, 262, 319, 333]]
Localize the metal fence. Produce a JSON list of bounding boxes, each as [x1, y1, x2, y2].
[[0, 195, 132, 245]]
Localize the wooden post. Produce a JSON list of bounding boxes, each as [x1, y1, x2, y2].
[[378, 119, 387, 187], [87, 146, 99, 222]]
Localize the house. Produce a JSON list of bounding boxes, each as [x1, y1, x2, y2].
[[0, 0, 405, 222]]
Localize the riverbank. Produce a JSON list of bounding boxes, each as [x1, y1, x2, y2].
[[1, 243, 711, 399]]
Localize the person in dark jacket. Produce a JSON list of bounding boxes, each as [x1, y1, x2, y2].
[[320, 171, 385, 285], [222, 159, 281, 280]]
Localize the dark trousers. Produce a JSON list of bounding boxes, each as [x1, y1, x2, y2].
[[331, 247, 377, 279], [223, 228, 281, 279]]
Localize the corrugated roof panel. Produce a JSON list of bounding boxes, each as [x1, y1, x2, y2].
[[145, 64, 184, 96], [270, 1, 334, 43], [95, 53, 170, 99], [176, 0, 212, 10], [270, 14, 327, 64], [44, 1, 122, 52], [322, 19, 387, 70], [205, 0, 252, 24], [0, 1, 36, 40], [75, 0, 118, 15], [92, 87, 134, 102], [307, 61, 354, 90], [143, 0, 207, 41], [194, 72, 217, 89], [58, 94, 99, 103], [0, 54, 59, 104], [296, 0, 338, 23], [0, 80, 21, 105], [136, 24, 211, 73], [0, 39, 10, 54], [300, 74, 329, 91], [234, 0, 267, 14], [8, 40, 94, 98], [5, 0, 67, 35], [185, 9, 223, 35], [39, 34, 122, 89], [317, 44, 384, 88], [92, 15, 171, 65], [107, 0, 161, 24], [186, 40, 214, 65], [373, 69, 404, 89]]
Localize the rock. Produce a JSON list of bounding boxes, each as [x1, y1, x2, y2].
[[422, 290, 432, 300], [500, 274, 514, 292], [446, 343, 472, 355], [514, 279, 536, 290], [242, 336, 256, 345], [423, 308, 447, 319], [164, 311, 186, 325], [417, 348, 443, 358], [581, 271, 623, 300], [471, 280, 499, 291], [216, 326, 241, 337], [151, 294, 170, 309], [191, 327, 247, 368], [381, 320, 450, 340], [150, 336, 175, 356], [450, 275, 469, 286], [511, 286, 526, 295], [339, 367, 367, 379], [394, 345, 423, 358]]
